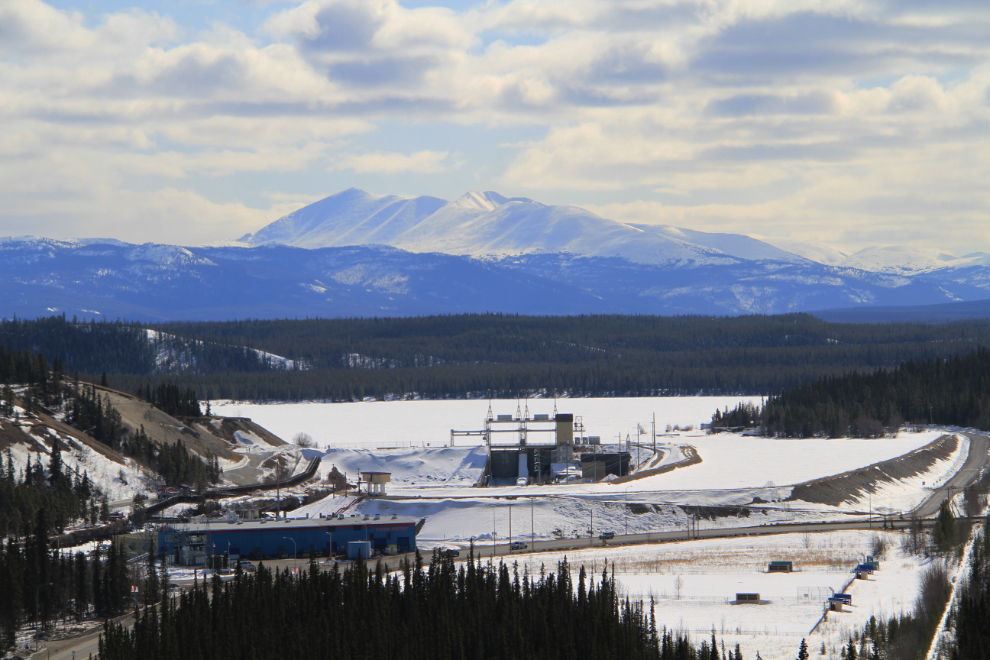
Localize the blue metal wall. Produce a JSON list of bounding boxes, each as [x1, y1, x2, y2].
[[160, 521, 417, 559]]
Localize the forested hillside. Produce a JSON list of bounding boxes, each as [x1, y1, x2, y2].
[[5, 314, 990, 401], [713, 347, 990, 436]]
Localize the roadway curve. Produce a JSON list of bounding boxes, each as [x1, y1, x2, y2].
[[912, 431, 989, 517]]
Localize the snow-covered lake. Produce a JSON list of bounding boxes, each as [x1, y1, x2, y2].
[[212, 396, 763, 449]]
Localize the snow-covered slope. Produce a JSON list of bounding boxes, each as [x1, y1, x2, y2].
[[4, 236, 990, 320], [762, 239, 849, 266], [239, 189, 778, 267], [839, 245, 968, 275], [237, 189, 447, 249]]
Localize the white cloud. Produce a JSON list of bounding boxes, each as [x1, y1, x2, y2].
[[0, 0, 989, 253], [333, 149, 456, 174]]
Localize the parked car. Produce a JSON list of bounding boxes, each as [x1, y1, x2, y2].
[[599, 531, 615, 541], [510, 541, 528, 551]]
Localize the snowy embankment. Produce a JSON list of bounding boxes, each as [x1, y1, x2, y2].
[[318, 446, 489, 487], [788, 433, 970, 515]]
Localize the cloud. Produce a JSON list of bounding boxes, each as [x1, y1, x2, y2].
[[0, 0, 989, 254], [333, 149, 457, 174]]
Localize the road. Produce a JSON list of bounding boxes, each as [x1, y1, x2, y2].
[[32, 431, 990, 660], [913, 431, 988, 517]]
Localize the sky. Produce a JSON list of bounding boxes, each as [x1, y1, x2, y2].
[[1, 0, 989, 254]]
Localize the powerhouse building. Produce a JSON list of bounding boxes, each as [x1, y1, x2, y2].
[[159, 515, 421, 566]]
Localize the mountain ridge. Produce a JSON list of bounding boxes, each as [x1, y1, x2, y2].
[[238, 188, 989, 278]]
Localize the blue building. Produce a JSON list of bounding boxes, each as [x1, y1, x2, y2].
[[159, 514, 420, 565]]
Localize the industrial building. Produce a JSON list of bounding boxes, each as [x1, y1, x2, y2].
[[453, 402, 589, 485], [158, 515, 421, 566]]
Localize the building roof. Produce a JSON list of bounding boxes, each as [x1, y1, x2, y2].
[[164, 515, 419, 534]]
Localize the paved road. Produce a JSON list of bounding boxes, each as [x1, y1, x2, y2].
[[913, 431, 988, 517]]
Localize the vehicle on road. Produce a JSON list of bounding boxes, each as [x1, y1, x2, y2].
[[439, 547, 460, 558], [238, 561, 255, 573], [599, 531, 615, 541], [510, 541, 528, 551]]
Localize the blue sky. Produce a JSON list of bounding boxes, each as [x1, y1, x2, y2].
[[1, 0, 989, 254]]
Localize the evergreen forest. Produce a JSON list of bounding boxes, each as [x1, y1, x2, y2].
[[6, 314, 990, 401], [713, 347, 990, 436], [0, 505, 134, 654], [97, 549, 740, 660]]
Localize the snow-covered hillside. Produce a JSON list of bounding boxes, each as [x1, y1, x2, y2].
[[1, 405, 154, 502], [238, 188, 773, 267]]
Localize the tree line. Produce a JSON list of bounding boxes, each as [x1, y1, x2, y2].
[[98, 549, 749, 660], [8, 314, 990, 401], [713, 347, 990, 436]]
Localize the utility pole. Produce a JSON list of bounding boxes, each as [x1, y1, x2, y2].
[[652, 413, 656, 453], [531, 498, 534, 547], [509, 504, 512, 550], [590, 506, 593, 546]]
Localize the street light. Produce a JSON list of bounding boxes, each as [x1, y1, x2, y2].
[[283, 537, 297, 575], [490, 505, 497, 557], [508, 504, 513, 551]]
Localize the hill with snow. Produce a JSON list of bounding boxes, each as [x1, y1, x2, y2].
[[238, 188, 799, 268]]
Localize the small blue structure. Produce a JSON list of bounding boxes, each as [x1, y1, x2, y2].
[[348, 541, 372, 559], [159, 514, 420, 565], [833, 593, 852, 605]]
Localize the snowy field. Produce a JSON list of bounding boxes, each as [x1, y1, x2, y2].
[[212, 396, 758, 449], [441, 530, 931, 660]]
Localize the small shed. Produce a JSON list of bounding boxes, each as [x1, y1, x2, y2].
[[360, 471, 391, 496], [827, 597, 846, 612], [833, 593, 852, 605], [735, 593, 761, 604], [768, 560, 793, 573], [854, 564, 875, 580]]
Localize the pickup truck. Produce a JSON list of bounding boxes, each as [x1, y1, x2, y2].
[[510, 541, 528, 551], [599, 531, 615, 541]]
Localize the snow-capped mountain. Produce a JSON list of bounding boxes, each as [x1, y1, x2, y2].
[[240, 189, 990, 281], [2, 189, 989, 321], [238, 188, 800, 268]]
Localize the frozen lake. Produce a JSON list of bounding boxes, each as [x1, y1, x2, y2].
[[212, 396, 763, 449]]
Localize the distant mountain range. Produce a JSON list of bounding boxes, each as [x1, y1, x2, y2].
[[3, 188, 990, 322]]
